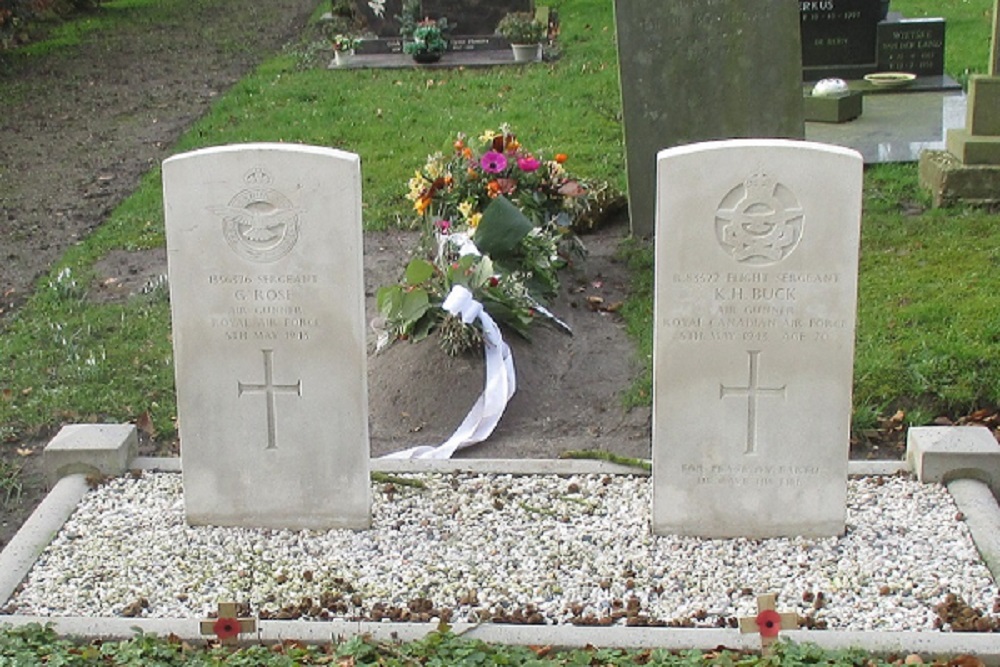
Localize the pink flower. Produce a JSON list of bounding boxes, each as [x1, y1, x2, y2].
[[517, 156, 541, 172], [436, 219, 452, 233], [480, 150, 508, 174]]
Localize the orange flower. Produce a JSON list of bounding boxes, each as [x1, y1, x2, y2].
[[554, 153, 569, 164], [453, 139, 465, 151], [487, 180, 502, 198], [415, 195, 431, 214], [467, 167, 479, 179], [462, 147, 473, 159]]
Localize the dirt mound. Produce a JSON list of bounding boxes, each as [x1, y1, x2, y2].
[[364, 219, 651, 460]]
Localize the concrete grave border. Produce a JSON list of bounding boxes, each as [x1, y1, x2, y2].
[[1, 424, 999, 664]]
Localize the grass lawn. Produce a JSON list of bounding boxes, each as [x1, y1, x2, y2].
[[1, 0, 998, 442], [0, 2, 998, 663]]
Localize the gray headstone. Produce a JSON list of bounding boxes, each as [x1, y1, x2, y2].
[[163, 143, 371, 530], [614, 0, 804, 238], [652, 139, 862, 538]]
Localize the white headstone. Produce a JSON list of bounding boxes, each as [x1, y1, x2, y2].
[[163, 143, 371, 530], [653, 139, 862, 538]]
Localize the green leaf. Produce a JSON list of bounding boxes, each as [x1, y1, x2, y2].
[[400, 287, 430, 323], [405, 258, 435, 285], [376, 285, 403, 320], [473, 195, 534, 257]]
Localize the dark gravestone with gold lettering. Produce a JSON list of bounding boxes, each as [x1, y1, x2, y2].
[[800, 0, 882, 80], [876, 18, 945, 77], [422, 0, 531, 36], [614, 0, 804, 237], [353, 0, 404, 37]]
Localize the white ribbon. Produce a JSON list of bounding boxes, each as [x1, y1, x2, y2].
[[382, 284, 516, 459]]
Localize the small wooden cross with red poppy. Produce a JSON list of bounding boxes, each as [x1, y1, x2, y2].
[[199, 601, 257, 646], [737, 593, 798, 653]]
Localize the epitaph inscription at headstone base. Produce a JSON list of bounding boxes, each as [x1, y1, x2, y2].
[[653, 139, 862, 538], [163, 143, 371, 530], [614, 0, 804, 238]]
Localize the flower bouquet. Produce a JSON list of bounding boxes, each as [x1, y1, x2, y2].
[[376, 125, 603, 355], [332, 34, 360, 52]]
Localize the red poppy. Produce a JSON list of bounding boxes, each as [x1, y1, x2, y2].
[[755, 609, 782, 637], [213, 617, 241, 640]]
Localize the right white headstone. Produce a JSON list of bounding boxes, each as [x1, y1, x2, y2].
[[653, 139, 862, 538]]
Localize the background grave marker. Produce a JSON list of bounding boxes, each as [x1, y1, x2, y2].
[[614, 0, 803, 237], [163, 143, 371, 530], [652, 139, 862, 538]]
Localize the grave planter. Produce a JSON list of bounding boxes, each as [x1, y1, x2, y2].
[[411, 51, 443, 64], [510, 43, 541, 63], [334, 49, 355, 67], [803, 91, 864, 123]]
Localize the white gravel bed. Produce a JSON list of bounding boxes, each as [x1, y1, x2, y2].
[[4, 471, 998, 631]]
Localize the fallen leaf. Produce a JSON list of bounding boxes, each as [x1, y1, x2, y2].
[[529, 644, 553, 657], [134, 411, 156, 437]]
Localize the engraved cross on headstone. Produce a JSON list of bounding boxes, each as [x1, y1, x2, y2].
[[238, 349, 301, 450], [720, 350, 786, 455]]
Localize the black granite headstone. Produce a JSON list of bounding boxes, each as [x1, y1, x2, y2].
[[800, 0, 881, 79], [354, 0, 404, 37], [422, 0, 532, 36], [876, 18, 945, 76]]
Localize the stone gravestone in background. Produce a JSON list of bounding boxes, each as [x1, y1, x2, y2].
[[354, 0, 404, 37], [422, 0, 531, 37], [876, 18, 946, 77], [614, 1, 804, 238], [800, 0, 882, 80], [163, 144, 371, 530], [652, 139, 862, 538]]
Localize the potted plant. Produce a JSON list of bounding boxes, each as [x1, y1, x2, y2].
[[403, 18, 450, 63], [332, 34, 360, 67], [496, 11, 545, 63]]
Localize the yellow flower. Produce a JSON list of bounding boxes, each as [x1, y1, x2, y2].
[[458, 200, 475, 221], [479, 129, 499, 144], [468, 212, 482, 228]]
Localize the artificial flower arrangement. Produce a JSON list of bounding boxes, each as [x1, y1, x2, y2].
[[403, 18, 450, 61], [332, 34, 360, 52], [496, 11, 546, 45], [376, 125, 602, 355]]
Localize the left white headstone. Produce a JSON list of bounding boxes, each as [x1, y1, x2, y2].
[[163, 143, 371, 530]]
